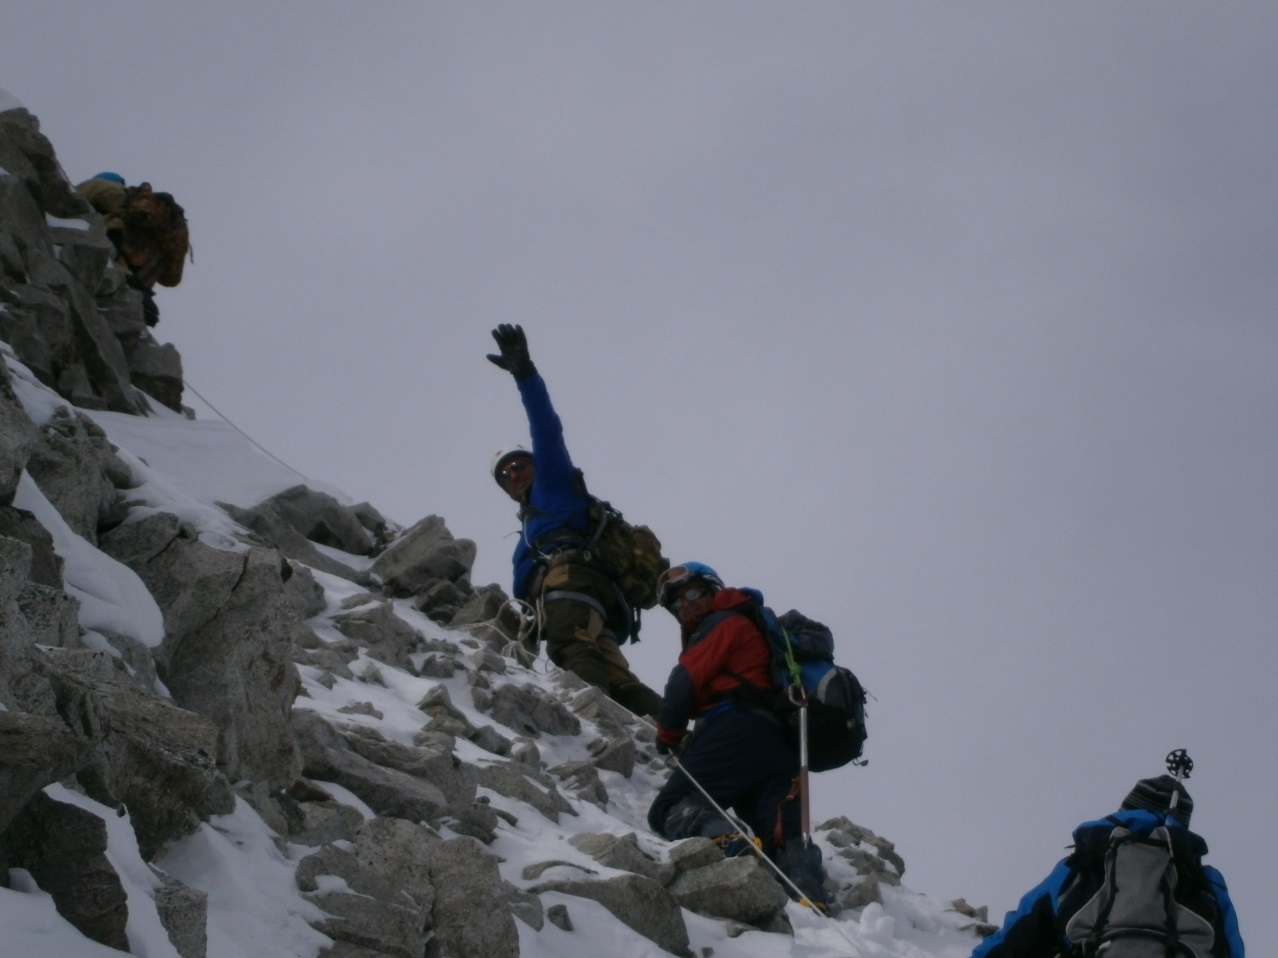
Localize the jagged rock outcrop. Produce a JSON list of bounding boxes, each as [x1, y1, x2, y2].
[[371, 514, 477, 597], [98, 512, 303, 785], [37, 646, 235, 859], [220, 484, 388, 585], [296, 816, 439, 958], [421, 837, 532, 958], [0, 708, 82, 835], [819, 816, 907, 909], [0, 792, 131, 949], [0, 105, 180, 412], [0, 358, 39, 504], [292, 709, 460, 823], [25, 405, 130, 544]]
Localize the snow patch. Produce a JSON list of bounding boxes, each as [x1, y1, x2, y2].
[[14, 471, 165, 648]]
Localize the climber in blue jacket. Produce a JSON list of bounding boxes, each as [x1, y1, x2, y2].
[[487, 324, 661, 718], [973, 774, 1243, 958]]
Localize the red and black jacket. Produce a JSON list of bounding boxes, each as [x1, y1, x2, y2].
[[655, 588, 774, 748]]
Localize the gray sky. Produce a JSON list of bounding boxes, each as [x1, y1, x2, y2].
[[6, 3, 1276, 949]]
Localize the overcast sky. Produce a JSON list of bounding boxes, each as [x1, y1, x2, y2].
[[5, 3, 1276, 950]]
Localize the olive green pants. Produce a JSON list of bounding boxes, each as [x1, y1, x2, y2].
[[539, 562, 662, 719]]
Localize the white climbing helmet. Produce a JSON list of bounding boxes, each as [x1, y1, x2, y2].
[[490, 444, 532, 483]]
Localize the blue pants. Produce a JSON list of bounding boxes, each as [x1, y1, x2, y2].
[[648, 707, 800, 852]]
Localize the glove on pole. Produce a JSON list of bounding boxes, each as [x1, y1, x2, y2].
[[1165, 748, 1193, 824]]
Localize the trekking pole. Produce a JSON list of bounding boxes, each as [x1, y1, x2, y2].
[[1164, 748, 1193, 824]]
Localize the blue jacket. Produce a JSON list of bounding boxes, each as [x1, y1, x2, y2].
[[972, 808, 1243, 958], [507, 371, 594, 600]]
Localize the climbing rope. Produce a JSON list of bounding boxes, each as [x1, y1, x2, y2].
[[182, 378, 311, 481], [637, 722, 868, 956]]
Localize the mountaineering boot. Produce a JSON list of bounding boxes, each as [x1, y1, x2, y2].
[[775, 836, 830, 909], [661, 796, 735, 842], [714, 833, 761, 858]]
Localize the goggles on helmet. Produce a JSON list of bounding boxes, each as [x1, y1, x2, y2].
[[657, 562, 724, 610]]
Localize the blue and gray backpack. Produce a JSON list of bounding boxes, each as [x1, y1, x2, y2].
[[733, 600, 868, 772]]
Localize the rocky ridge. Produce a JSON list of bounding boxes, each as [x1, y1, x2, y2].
[[0, 100, 990, 957]]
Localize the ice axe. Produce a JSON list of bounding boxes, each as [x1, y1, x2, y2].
[[795, 687, 812, 844]]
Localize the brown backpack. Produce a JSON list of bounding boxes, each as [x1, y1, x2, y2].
[[583, 498, 670, 614], [118, 183, 190, 287]]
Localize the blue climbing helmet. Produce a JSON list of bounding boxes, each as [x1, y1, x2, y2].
[[92, 171, 126, 184], [656, 562, 724, 609]]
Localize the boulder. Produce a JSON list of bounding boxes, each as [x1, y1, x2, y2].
[[154, 870, 209, 958], [587, 734, 637, 777], [667, 855, 790, 926], [0, 709, 83, 835], [99, 513, 303, 785], [0, 507, 63, 588], [219, 485, 380, 584], [447, 584, 516, 638], [16, 582, 80, 649], [38, 647, 235, 859], [421, 837, 531, 958], [817, 817, 906, 911], [0, 535, 63, 717], [337, 724, 477, 818], [283, 563, 328, 619], [286, 793, 366, 848], [295, 820, 437, 958], [476, 763, 575, 824], [126, 332, 184, 412], [0, 792, 130, 950], [549, 759, 610, 808], [24, 406, 127, 544], [332, 600, 422, 671], [370, 515, 476, 597], [0, 107, 146, 414], [486, 682, 581, 738], [668, 837, 724, 874], [568, 831, 673, 885], [292, 709, 451, 823], [528, 873, 691, 957], [0, 360, 38, 506]]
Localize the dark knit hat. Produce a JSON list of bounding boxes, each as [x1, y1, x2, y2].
[[1121, 774, 1193, 825]]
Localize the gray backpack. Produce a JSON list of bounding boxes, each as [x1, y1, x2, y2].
[[1064, 825, 1215, 958]]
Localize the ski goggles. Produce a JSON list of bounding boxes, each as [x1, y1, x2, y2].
[[657, 563, 724, 610], [667, 586, 709, 612], [497, 459, 532, 483]]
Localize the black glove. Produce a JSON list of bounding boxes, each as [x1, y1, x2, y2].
[[655, 739, 672, 756], [487, 324, 536, 380]]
